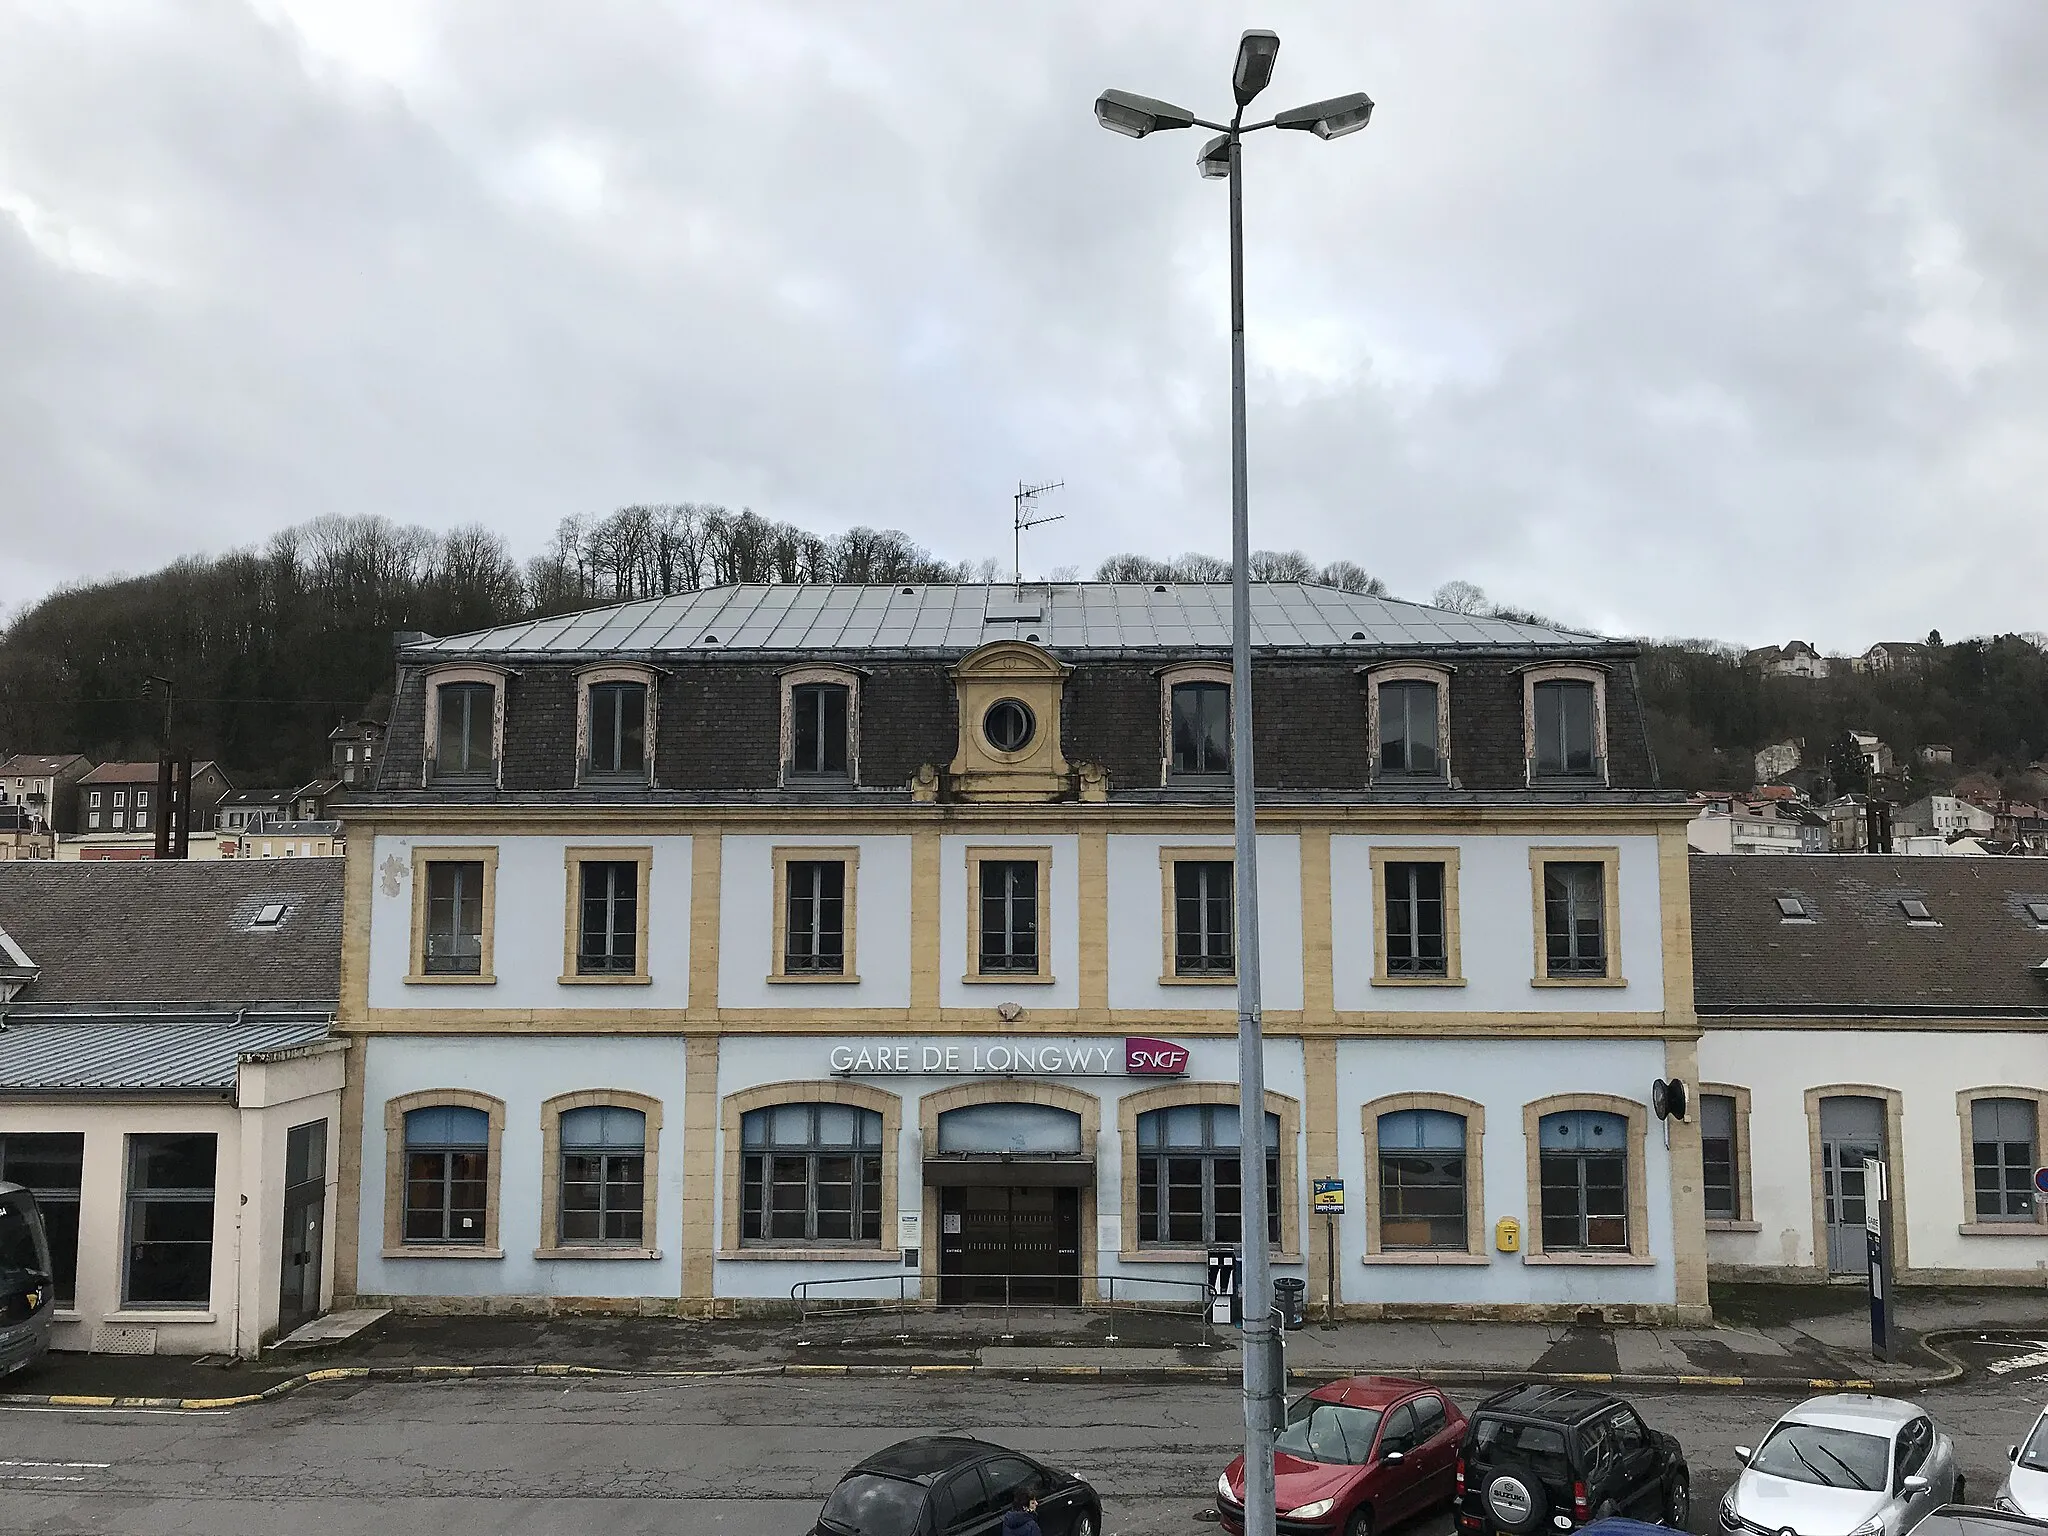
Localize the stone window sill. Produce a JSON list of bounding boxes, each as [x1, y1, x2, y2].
[[382, 1246, 505, 1260], [104, 1309, 217, 1325], [1120, 1248, 1302, 1266], [403, 972, 497, 987], [961, 972, 1058, 986], [1957, 1222, 2048, 1238], [1362, 1251, 1492, 1266], [1371, 976, 1468, 989], [1521, 1251, 1656, 1267], [534, 1247, 662, 1261], [1529, 975, 1630, 989], [556, 974, 654, 987], [1158, 973, 1237, 987], [718, 1247, 900, 1263], [1707, 1219, 1763, 1234], [766, 973, 863, 985]]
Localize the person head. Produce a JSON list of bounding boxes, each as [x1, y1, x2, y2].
[[1011, 1484, 1038, 1512]]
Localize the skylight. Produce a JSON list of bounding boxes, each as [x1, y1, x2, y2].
[[253, 902, 288, 928], [1899, 898, 1935, 923], [1775, 896, 1808, 920], [2026, 900, 2048, 926]]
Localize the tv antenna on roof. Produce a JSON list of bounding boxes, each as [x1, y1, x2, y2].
[[1012, 480, 1065, 586]]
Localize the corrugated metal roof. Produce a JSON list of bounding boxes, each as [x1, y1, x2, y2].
[[402, 583, 1612, 658], [0, 1014, 331, 1091]]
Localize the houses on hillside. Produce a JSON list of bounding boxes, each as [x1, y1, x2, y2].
[[0, 754, 91, 833]]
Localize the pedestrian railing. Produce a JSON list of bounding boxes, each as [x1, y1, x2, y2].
[[787, 1270, 1220, 1347]]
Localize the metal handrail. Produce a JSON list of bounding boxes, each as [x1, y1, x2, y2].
[[788, 1269, 1220, 1346]]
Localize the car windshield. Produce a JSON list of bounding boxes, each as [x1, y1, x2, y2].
[[1751, 1422, 1891, 1491], [1275, 1398, 1383, 1465], [818, 1473, 929, 1535], [0, 1197, 50, 1290], [2019, 1415, 2048, 1470], [1472, 1419, 1572, 1487]]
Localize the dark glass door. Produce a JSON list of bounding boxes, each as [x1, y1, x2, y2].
[[277, 1120, 327, 1338], [939, 1186, 1079, 1305]]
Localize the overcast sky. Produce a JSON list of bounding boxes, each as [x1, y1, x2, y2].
[[2, 2, 2042, 648]]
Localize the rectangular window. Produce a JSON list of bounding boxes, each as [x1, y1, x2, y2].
[[89, 791, 101, 808], [1973, 1098, 2039, 1222], [1376, 1109, 1467, 1251], [1543, 862, 1607, 978], [1537, 1110, 1629, 1251], [977, 859, 1040, 975], [1378, 680, 1441, 777], [558, 1106, 646, 1246], [402, 1104, 490, 1245], [0, 1133, 83, 1305], [740, 1103, 883, 1245], [1383, 862, 1447, 976], [1169, 681, 1231, 777], [784, 860, 847, 975], [124, 1134, 217, 1306], [433, 682, 495, 779], [424, 861, 486, 975], [1135, 1104, 1281, 1247], [577, 860, 640, 975], [113, 790, 126, 806], [1172, 860, 1234, 976], [790, 683, 851, 778], [1532, 679, 1599, 777], [1701, 1094, 1739, 1221], [586, 682, 647, 777]]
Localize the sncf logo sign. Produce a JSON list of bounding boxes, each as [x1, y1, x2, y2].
[[1124, 1037, 1190, 1076]]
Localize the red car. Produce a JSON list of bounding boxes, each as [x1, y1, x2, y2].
[[1218, 1375, 1468, 1536]]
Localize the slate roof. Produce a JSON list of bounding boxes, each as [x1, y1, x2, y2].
[[1690, 855, 2048, 1017], [0, 859, 342, 1005], [0, 754, 87, 777], [80, 760, 222, 784], [0, 1012, 333, 1092], [399, 582, 1619, 659]]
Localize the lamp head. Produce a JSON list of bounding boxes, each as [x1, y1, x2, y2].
[[1197, 133, 1232, 180], [1273, 90, 1374, 139], [1094, 88, 1197, 138], [1233, 30, 1280, 107]]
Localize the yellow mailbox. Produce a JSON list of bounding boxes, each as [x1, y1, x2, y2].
[[1495, 1216, 1521, 1253]]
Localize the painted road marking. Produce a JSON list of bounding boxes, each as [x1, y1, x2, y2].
[[1983, 1340, 2048, 1376], [0, 1460, 111, 1469], [0, 1403, 229, 1416]]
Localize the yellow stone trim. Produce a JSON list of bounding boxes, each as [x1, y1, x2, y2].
[[719, 1079, 901, 1255], [1953, 1086, 2048, 1231], [332, 1028, 369, 1303], [1527, 845, 1624, 987], [1368, 846, 1465, 987], [768, 845, 861, 983], [1656, 823, 1698, 1027], [680, 1036, 718, 1305], [420, 663, 509, 789], [537, 1089, 664, 1254], [910, 831, 941, 1010], [961, 845, 1055, 984], [1117, 1081, 1301, 1258], [1521, 662, 1609, 786], [572, 663, 660, 787], [382, 1088, 506, 1255], [1157, 661, 1234, 785], [1303, 1038, 1339, 1310], [1363, 661, 1454, 784], [559, 845, 654, 985], [1157, 844, 1236, 984], [946, 641, 1072, 802], [779, 664, 862, 787], [917, 1080, 1101, 1298], [1361, 1092, 1488, 1259], [1298, 830, 1335, 1023], [404, 845, 499, 986], [1520, 1092, 1651, 1261], [1078, 829, 1109, 1013], [1803, 1083, 1909, 1275], [1699, 1081, 1755, 1226], [1664, 1037, 1709, 1307], [688, 831, 721, 1016]]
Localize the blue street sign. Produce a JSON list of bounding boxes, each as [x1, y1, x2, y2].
[[2034, 1167, 2048, 1197]]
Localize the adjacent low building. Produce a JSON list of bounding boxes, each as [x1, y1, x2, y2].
[[1691, 855, 2048, 1286], [0, 860, 346, 1355]]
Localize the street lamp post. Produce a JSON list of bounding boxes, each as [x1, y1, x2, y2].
[[1097, 36, 1371, 1536]]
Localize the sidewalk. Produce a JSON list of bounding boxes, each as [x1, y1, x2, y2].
[[8, 1283, 2040, 1410]]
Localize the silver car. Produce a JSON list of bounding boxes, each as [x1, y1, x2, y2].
[[1998, 1402, 2048, 1517], [1718, 1395, 1961, 1536]]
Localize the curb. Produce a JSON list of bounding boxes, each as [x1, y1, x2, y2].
[[0, 1339, 1961, 1411]]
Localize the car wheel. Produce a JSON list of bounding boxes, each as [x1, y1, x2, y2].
[[1346, 1505, 1374, 1536], [1072, 1511, 1098, 1536], [1666, 1473, 1691, 1529]]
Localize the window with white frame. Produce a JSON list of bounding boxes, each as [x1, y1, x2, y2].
[[124, 1134, 217, 1305]]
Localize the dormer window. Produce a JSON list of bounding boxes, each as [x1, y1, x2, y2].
[[588, 683, 646, 777], [423, 666, 509, 786], [1523, 664, 1609, 784], [781, 667, 860, 786], [1366, 663, 1452, 782], [1159, 664, 1233, 783]]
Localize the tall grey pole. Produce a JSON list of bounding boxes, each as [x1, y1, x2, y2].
[[1227, 118, 1280, 1536]]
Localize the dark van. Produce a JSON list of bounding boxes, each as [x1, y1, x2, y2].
[[0, 1181, 56, 1379]]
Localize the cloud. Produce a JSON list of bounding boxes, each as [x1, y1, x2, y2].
[[0, 0, 2042, 648]]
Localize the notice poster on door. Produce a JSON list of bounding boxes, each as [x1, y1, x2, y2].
[[943, 1212, 963, 1235]]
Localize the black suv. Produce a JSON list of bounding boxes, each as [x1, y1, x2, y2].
[[1455, 1385, 1690, 1536], [809, 1435, 1102, 1536]]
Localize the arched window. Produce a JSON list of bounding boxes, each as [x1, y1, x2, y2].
[[1376, 1109, 1467, 1251], [741, 1103, 884, 1245], [1537, 1109, 1629, 1251], [1134, 1104, 1279, 1247], [936, 1103, 1083, 1156], [404, 1105, 490, 1245], [559, 1106, 647, 1246]]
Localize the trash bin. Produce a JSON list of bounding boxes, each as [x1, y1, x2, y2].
[[1274, 1276, 1306, 1330]]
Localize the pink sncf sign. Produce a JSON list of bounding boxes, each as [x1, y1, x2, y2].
[[1123, 1036, 1191, 1076]]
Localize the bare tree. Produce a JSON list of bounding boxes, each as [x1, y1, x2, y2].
[[1096, 554, 1175, 582], [1170, 552, 1232, 582], [1317, 560, 1388, 597], [1248, 549, 1316, 582], [1432, 579, 1488, 615]]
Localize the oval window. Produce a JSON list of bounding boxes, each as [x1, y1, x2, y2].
[[983, 699, 1036, 754]]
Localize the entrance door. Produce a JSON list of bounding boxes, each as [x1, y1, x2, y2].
[[277, 1119, 327, 1338], [1819, 1096, 1884, 1275], [939, 1186, 1080, 1305]]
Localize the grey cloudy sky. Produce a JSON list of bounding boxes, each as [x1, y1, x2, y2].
[[2, 2, 2042, 648]]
